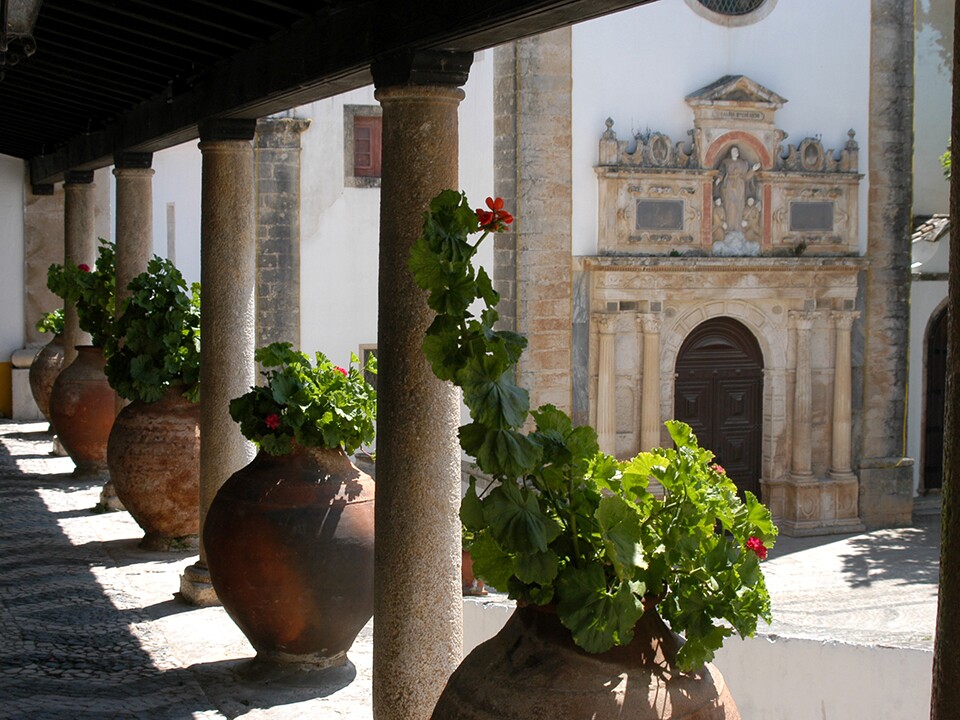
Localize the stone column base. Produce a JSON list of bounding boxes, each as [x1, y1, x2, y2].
[[762, 473, 865, 537], [179, 561, 220, 607], [858, 457, 915, 527]]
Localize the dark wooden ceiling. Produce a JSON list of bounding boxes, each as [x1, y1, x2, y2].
[[1, 0, 655, 185]]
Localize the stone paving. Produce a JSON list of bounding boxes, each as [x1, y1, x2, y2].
[[0, 419, 942, 718]]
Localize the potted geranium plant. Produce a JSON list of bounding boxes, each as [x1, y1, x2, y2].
[[29, 309, 65, 423], [103, 256, 202, 550], [203, 342, 378, 676], [46, 239, 117, 480], [410, 191, 777, 719]]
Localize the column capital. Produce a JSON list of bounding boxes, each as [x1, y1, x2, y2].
[[113, 151, 153, 170], [198, 118, 257, 143], [593, 313, 617, 334], [372, 49, 473, 89], [636, 313, 661, 335], [63, 170, 94, 185], [788, 309, 817, 330], [831, 309, 861, 331]]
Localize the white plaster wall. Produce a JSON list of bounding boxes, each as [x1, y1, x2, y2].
[[571, 0, 872, 256], [462, 598, 933, 719], [295, 52, 494, 369], [914, 0, 953, 217], [0, 155, 25, 361], [151, 142, 203, 285]]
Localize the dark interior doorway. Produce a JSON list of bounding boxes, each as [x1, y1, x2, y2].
[[924, 306, 948, 491], [674, 317, 764, 498]]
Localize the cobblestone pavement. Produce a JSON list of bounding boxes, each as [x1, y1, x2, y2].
[[0, 420, 941, 719], [0, 421, 372, 720]]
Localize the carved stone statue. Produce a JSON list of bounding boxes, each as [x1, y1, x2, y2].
[[742, 196, 761, 243], [714, 146, 760, 238], [712, 197, 726, 243]]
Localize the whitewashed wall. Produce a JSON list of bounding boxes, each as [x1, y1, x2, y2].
[[570, 0, 872, 256], [150, 142, 203, 285], [914, 0, 953, 217], [0, 155, 25, 364]]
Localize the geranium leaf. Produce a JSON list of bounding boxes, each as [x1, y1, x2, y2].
[[483, 480, 560, 553], [596, 495, 646, 580], [469, 532, 515, 591], [513, 548, 559, 585]]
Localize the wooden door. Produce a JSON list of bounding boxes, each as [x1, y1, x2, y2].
[[924, 307, 948, 491], [674, 318, 764, 498]]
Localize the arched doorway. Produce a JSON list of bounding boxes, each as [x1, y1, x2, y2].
[[924, 306, 948, 491], [674, 317, 764, 498]]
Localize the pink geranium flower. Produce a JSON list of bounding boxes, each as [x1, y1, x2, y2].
[[335, 366, 347, 376]]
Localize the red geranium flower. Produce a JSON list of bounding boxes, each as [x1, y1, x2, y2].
[[78, 263, 91, 272], [710, 463, 726, 476], [335, 366, 347, 376], [476, 196, 514, 232], [746, 536, 768, 561], [265, 413, 281, 431]]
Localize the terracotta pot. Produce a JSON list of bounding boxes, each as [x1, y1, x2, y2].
[[48, 346, 116, 477], [107, 386, 200, 551], [204, 444, 375, 670], [432, 605, 740, 719], [28, 333, 65, 423], [462, 549, 488, 596]]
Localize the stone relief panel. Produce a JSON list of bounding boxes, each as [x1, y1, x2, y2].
[[596, 75, 862, 258]]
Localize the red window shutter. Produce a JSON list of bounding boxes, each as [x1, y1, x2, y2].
[[354, 115, 382, 177]]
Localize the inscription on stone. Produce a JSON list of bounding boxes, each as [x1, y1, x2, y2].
[[635, 199, 684, 230], [789, 201, 834, 231]]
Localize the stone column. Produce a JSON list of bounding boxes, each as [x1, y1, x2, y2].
[[113, 153, 154, 310], [493, 29, 573, 413], [790, 311, 816, 480], [255, 117, 311, 350], [860, 0, 915, 525], [179, 119, 257, 607], [371, 50, 472, 720], [830, 311, 859, 479], [595, 314, 617, 455], [639, 313, 662, 451], [62, 171, 96, 366]]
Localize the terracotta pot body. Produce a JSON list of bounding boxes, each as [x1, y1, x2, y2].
[[48, 346, 116, 476], [204, 444, 375, 669], [107, 386, 201, 550], [29, 334, 65, 423], [432, 606, 740, 720], [462, 549, 487, 596]]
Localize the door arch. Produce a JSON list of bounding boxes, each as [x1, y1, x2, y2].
[[923, 306, 948, 491], [674, 317, 764, 498]]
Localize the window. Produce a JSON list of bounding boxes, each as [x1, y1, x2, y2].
[[684, 0, 775, 26], [344, 105, 382, 188]]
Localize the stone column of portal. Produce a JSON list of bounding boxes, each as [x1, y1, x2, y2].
[[179, 119, 257, 607], [113, 153, 154, 311], [62, 171, 97, 367], [790, 311, 816, 480], [595, 314, 617, 455], [371, 50, 472, 720], [639, 313, 662, 451], [831, 310, 860, 478]]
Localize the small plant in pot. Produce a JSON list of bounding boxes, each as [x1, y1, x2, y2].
[[411, 191, 778, 719], [202, 342, 378, 676], [103, 255, 202, 550], [46, 240, 117, 479]]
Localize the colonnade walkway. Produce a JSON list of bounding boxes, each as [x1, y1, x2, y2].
[[0, 419, 939, 718]]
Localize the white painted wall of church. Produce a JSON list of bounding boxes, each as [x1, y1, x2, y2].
[[0, 155, 26, 362], [570, 0, 871, 257]]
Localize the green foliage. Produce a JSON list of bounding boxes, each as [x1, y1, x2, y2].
[[410, 190, 778, 673], [941, 140, 951, 180], [229, 342, 377, 456], [47, 239, 116, 347], [36, 309, 64, 335], [104, 256, 201, 403]]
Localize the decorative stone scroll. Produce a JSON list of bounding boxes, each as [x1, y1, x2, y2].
[[596, 75, 862, 258]]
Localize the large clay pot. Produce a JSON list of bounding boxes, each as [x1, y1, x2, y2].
[[107, 386, 200, 551], [28, 333, 65, 423], [204, 444, 375, 672], [432, 605, 740, 719], [48, 346, 116, 477]]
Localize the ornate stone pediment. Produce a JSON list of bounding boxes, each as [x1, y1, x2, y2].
[[595, 75, 862, 258], [685, 74, 787, 108]]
